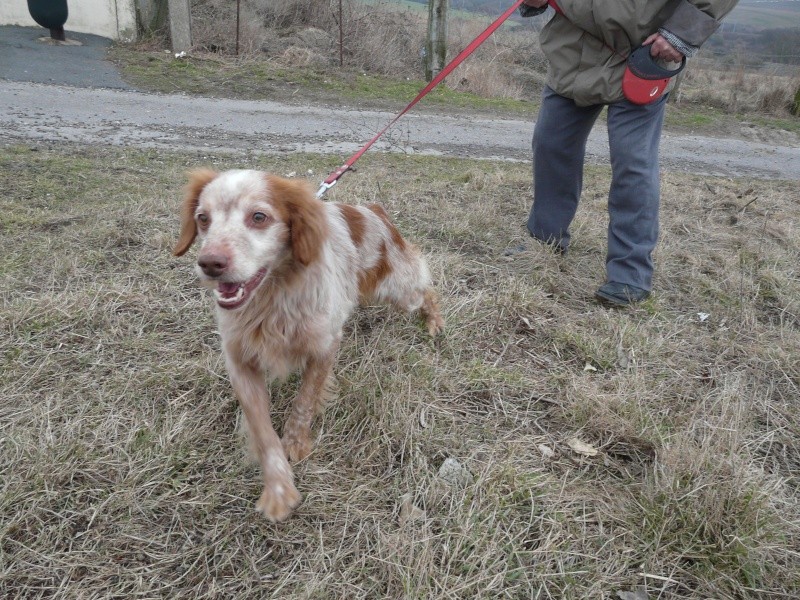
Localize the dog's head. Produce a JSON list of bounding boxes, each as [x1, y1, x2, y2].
[[173, 169, 328, 310]]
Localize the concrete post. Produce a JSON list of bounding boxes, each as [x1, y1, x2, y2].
[[167, 0, 191, 53], [425, 0, 448, 82], [136, 0, 169, 34]]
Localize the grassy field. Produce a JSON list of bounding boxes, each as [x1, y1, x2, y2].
[[1, 142, 798, 598]]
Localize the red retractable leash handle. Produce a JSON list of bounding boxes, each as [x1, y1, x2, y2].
[[316, 0, 527, 198]]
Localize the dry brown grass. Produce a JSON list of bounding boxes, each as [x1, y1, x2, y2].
[[186, 0, 544, 96], [681, 64, 800, 116], [1, 143, 799, 598], [177, 0, 800, 116], [441, 24, 538, 100], [190, 0, 428, 75]]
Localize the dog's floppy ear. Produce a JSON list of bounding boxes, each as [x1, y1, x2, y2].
[[267, 175, 328, 266], [173, 169, 218, 257]]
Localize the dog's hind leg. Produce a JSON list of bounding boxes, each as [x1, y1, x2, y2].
[[420, 288, 444, 337], [392, 286, 444, 337], [382, 254, 444, 337], [358, 227, 444, 337]]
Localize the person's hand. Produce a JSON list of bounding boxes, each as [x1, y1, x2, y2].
[[643, 33, 684, 62], [522, 0, 549, 8]]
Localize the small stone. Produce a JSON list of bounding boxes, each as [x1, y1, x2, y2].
[[437, 458, 472, 487]]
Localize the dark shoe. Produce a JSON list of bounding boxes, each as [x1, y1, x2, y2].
[[595, 282, 650, 306]]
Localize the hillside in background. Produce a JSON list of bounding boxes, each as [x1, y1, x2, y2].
[[403, 0, 800, 65], [720, 0, 800, 30], [424, 0, 800, 28]]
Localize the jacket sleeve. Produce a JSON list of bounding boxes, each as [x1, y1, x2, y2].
[[658, 27, 700, 56], [660, 0, 739, 48]]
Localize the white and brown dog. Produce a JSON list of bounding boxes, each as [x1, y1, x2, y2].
[[173, 169, 443, 521]]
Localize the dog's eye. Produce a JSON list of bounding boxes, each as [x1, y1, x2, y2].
[[197, 213, 209, 226], [252, 212, 269, 224]]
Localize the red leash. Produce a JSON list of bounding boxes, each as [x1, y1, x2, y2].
[[316, 0, 526, 198]]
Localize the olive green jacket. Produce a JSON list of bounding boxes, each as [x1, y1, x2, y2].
[[535, 0, 739, 105]]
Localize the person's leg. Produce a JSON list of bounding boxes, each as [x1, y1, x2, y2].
[[604, 95, 668, 292], [527, 86, 603, 253]]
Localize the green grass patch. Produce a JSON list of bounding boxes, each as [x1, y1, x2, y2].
[[111, 49, 540, 116]]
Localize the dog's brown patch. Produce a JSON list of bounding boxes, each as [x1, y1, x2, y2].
[[368, 204, 406, 250], [338, 204, 366, 247], [358, 241, 393, 299]]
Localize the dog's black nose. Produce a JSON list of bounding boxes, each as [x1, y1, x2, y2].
[[198, 253, 229, 277]]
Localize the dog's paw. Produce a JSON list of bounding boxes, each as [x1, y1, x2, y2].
[[426, 312, 445, 337], [255, 480, 301, 523], [282, 430, 313, 463]]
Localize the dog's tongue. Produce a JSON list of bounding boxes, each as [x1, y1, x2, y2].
[[218, 281, 241, 296]]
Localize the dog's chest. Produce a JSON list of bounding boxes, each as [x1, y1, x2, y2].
[[219, 293, 340, 379]]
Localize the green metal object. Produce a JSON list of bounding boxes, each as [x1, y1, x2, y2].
[[27, 0, 68, 41]]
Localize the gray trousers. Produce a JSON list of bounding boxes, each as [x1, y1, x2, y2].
[[527, 86, 668, 290]]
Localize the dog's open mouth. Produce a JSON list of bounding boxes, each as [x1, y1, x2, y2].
[[213, 268, 267, 310]]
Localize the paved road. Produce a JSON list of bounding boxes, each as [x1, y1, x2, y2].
[[1, 26, 798, 180], [0, 25, 130, 89]]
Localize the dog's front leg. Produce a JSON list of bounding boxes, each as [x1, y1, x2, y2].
[[282, 342, 339, 463], [225, 352, 301, 522]]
